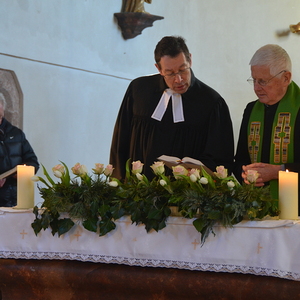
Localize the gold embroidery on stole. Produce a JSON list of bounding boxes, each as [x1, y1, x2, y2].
[[273, 112, 291, 163], [248, 121, 261, 163]]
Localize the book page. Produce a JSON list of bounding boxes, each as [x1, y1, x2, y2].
[[157, 155, 214, 175], [181, 157, 203, 166], [157, 155, 181, 163], [0, 166, 17, 180]]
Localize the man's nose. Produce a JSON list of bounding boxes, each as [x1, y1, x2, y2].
[[174, 74, 183, 83], [253, 81, 263, 91]]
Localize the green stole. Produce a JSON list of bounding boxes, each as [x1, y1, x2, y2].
[[248, 81, 300, 199]]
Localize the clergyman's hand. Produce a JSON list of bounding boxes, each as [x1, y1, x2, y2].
[[242, 163, 281, 186]]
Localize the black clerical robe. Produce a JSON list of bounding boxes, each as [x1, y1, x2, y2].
[[110, 71, 234, 180]]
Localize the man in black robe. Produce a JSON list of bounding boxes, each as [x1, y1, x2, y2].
[[234, 44, 300, 214], [110, 36, 234, 180]]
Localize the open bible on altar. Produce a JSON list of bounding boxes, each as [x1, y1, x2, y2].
[[0, 166, 17, 180], [157, 155, 214, 175]]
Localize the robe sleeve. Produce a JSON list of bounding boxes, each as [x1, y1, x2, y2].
[[201, 97, 234, 174], [109, 83, 134, 180], [233, 103, 253, 183]]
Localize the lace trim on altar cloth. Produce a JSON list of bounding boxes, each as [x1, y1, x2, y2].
[[1, 251, 299, 281]]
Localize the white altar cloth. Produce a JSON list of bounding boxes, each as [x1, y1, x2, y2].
[[0, 208, 300, 281]]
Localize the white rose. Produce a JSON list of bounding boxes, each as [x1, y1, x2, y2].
[[189, 168, 200, 178], [136, 173, 143, 181], [93, 163, 104, 175], [227, 180, 235, 188], [150, 161, 165, 175], [108, 180, 118, 187], [52, 164, 65, 175], [172, 165, 188, 179], [190, 174, 197, 182], [215, 166, 228, 179], [71, 163, 88, 176], [104, 164, 114, 177], [159, 179, 167, 186], [199, 177, 208, 184], [53, 170, 63, 178], [132, 161, 144, 175], [247, 170, 259, 183], [31, 176, 40, 182]]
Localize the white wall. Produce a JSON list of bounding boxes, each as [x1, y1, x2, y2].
[[0, 0, 300, 201]]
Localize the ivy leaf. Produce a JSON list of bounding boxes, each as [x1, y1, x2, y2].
[[145, 219, 157, 232], [193, 218, 205, 233], [99, 218, 116, 236], [83, 217, 98, 232], [41, 212, 52, 230], [207, 210, 221, 220], [50, 218, 59, 236], [57, 218, 74, 237], [98, 204, 110, 217], [157, 219, 167, 231], [31, 218, 42, 236], [110, 206, 125, 220], [147, 208, 162, 220], [163, 205, 171, 216], [33, 206, 39, 218]]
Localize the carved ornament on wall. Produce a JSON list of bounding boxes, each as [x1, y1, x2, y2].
[[114, 0, 164, 40]]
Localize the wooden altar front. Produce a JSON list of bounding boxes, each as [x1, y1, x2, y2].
[[0, 258, 300, 300]]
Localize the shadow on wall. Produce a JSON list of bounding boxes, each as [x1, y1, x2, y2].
[[0, 69, 23, 130]]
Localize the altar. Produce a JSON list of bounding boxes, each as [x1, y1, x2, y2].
[[0, 208, 300, 299]]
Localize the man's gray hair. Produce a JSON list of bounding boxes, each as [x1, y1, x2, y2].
[[250, 44, 292, 76]]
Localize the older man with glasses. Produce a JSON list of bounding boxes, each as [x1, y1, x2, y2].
[[110, 35, 234, 179], [234, 44, 300, 214]]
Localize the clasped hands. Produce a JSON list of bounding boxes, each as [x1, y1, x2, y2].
[[242, 163, 281, 186]]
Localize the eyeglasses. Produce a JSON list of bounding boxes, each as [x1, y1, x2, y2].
[[247, 70, 286, 86], [163, 67, 190, 79]]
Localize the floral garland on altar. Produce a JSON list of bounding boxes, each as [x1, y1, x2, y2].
[[31, 160, 279, 244]]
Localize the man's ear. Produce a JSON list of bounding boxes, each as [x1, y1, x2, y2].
[[283, 71, 292, 85], [284, 71, 292, 83], [188, 53, 192, 67], [155, 63, 163, 75]]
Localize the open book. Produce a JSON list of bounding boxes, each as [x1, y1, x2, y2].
[[0, 166, 17, 180], [157, 155, 214, 175]]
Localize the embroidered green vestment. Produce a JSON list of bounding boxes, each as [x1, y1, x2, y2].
[[248, 81, 300, 199]]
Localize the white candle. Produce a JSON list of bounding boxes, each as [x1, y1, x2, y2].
[[279, 170, 298, 220], [15, 165, 35, 209]]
